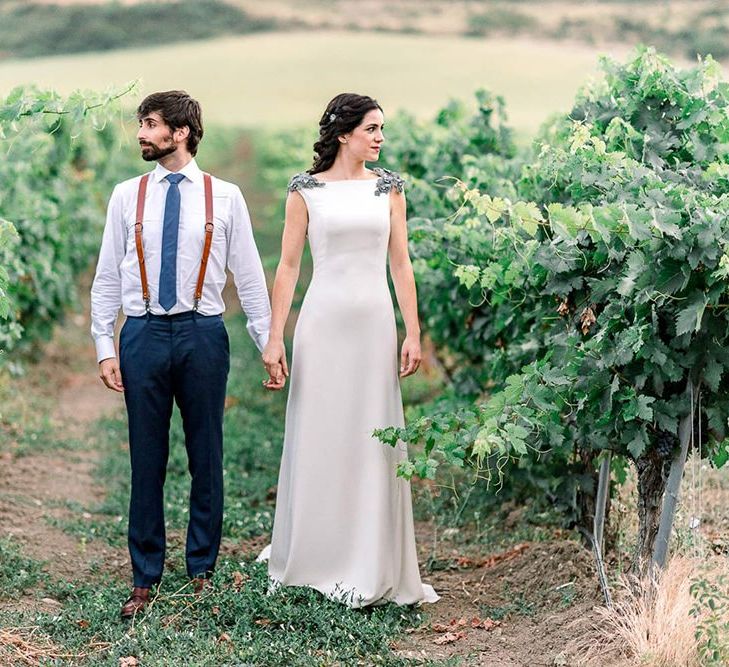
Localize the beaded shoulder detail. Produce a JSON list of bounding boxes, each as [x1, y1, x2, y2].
[[287, 172, 325, 193], [372, 168, 405, 196]]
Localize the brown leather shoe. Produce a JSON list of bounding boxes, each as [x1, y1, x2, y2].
[[191, 576, 212, 595], [120, 586, 150, 620]]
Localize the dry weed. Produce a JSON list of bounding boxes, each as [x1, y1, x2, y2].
[[573, 556, 729, 666], [0, 626, 110, 666]]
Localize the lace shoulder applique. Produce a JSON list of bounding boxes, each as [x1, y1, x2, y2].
[[287, 172, 325, 193], [372, 168, 405, 196]]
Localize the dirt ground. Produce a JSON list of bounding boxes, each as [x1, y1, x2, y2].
[[395, 536, 615, 666]]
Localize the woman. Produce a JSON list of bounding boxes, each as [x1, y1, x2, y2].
[[258, 93, 438, 607]]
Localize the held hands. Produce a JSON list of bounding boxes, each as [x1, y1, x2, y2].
[[262, 339, 288, 391], [99, 358, 124, 392], [400, 335, 422, 377], [261, 335, 419, 387]]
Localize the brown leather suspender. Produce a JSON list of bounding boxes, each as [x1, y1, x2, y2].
[[195, 173, 214, 311], [134, 172, 214, 312], [134, 174, 151, 311]]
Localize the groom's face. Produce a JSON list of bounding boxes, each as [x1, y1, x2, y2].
[[137, 111, 185, 161]]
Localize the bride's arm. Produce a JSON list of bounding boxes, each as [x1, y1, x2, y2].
[[388, 190, 422, 378], [262, 191, 308, 389]]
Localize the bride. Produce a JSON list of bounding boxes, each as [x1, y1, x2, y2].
[[258, 93, 438, 607]]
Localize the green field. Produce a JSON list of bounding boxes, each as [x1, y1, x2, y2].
[[0, 31, 628, 135]]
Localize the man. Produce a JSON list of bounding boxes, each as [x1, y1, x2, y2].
[[91, 90, 272, 619]]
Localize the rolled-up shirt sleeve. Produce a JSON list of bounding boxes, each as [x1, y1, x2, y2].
[[226, 187, 271, 352], [90, 185, 125, 362]]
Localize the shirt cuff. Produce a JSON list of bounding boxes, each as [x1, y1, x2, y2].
[[247, 318, 270, 354], [95, 336, 117, 363]]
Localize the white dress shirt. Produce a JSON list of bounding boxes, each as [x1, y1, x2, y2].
[[90, 158, 271, 362]]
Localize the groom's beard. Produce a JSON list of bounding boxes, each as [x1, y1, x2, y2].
[[140, 135, 177, 162]]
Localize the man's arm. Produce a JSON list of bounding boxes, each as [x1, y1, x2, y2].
[[227, 187, 272, 352], [90, 185, 125, 392]]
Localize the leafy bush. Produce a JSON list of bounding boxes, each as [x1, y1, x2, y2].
[[0, 220, 18, 323], [376, 48, 729, 563], [0, 85, 137, 358]]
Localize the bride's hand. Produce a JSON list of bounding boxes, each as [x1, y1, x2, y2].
[[400, 336, 421, 377], [262, 339, 288, 390]]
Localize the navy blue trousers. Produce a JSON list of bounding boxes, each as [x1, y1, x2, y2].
[[119, 311, 230, 587]]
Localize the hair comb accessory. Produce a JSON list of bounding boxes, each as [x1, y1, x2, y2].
[[329, 113, 337, 122]]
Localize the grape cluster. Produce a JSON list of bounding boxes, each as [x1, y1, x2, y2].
[[654, 430, 678, 460]]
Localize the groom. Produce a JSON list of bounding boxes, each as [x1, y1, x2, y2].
[[90, 91, 272, 619]]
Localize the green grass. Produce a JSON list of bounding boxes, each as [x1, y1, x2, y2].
[[466, 8, 539, 36], [0, 378, 88, 457], [0, 31, 618, 136], [4, 559, 424, 666], [0, 537, 47, 599], [1, 557, 424, 666]]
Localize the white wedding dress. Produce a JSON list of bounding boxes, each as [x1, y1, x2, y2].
[[257, 168, 438, 607]]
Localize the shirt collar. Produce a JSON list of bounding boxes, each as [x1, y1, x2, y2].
[[152, 158, 202, 184]]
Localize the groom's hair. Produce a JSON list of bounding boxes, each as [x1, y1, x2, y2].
[[137, 90, 204, 156]]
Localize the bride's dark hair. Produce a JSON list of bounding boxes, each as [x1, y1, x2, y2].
[[308, 93, 383, 175]]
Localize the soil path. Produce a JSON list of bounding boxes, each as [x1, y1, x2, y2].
[[0, 296, 129, 598]]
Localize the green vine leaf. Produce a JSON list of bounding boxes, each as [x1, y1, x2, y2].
[[675, 294, 709, 336]]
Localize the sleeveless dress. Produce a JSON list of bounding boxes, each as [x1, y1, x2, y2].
[[257, 168, 438, 607]]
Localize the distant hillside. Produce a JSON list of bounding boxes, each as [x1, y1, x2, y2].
[[229, 0, 729, 61], [0, 0, 284, 58], [1, 0, 727, 62]]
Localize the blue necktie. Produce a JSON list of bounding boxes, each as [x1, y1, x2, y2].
[[159, 173, 185, 311]]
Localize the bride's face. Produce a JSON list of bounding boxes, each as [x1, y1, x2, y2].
[[342, 108, 384, 162]]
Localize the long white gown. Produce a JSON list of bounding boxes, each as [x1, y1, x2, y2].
[[257, 168, 438, 607]]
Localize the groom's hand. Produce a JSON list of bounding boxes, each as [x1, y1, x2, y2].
[[99, 357, 124, 392]]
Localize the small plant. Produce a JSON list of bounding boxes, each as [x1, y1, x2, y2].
[[691, 571, 729, 665], [0, 537, 46, 599], [481, 590, 536, 620]]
